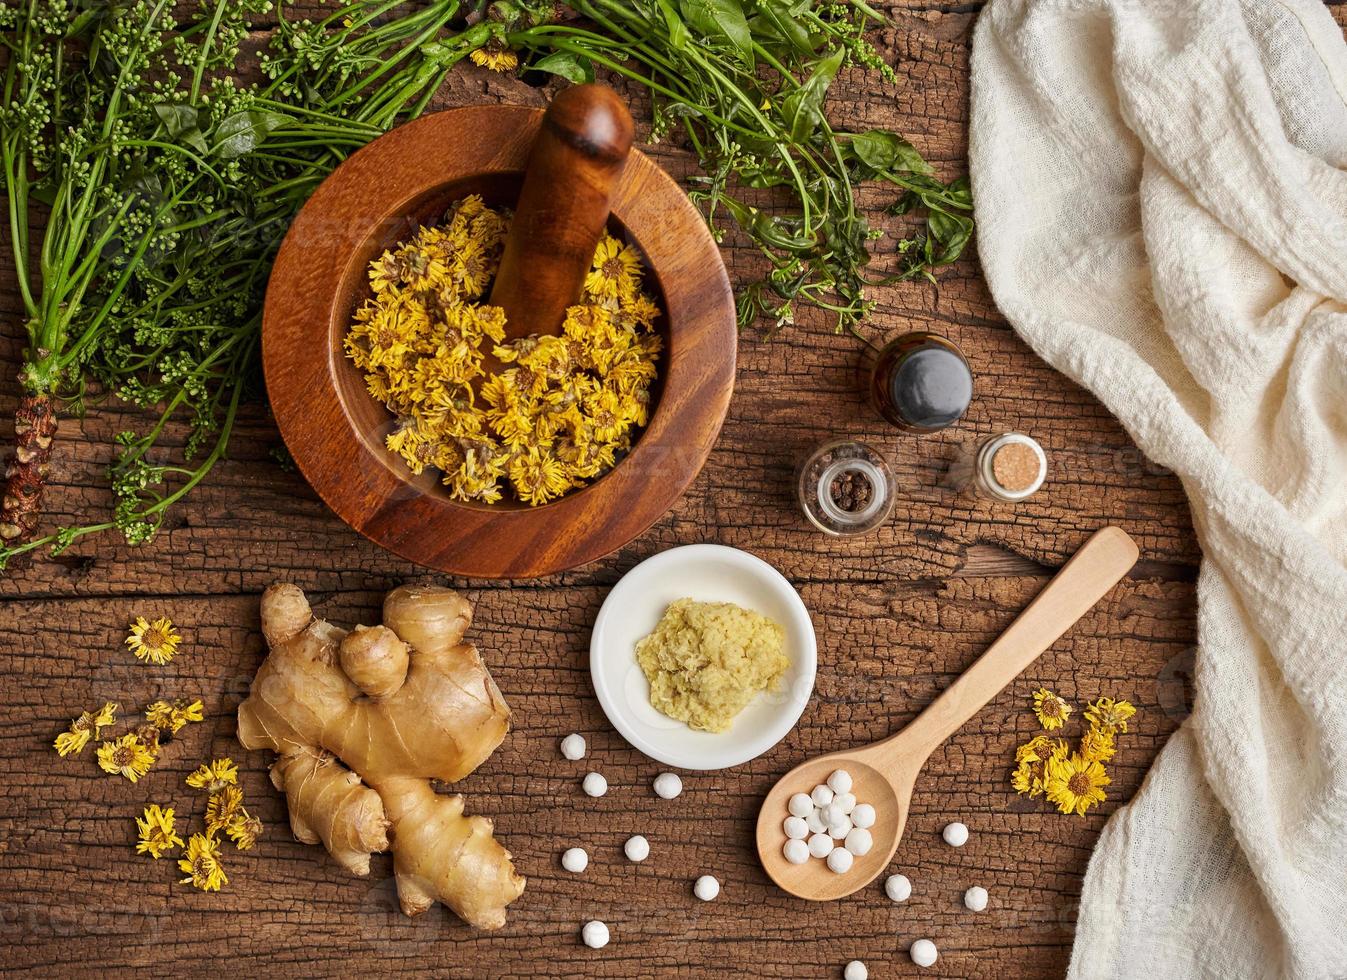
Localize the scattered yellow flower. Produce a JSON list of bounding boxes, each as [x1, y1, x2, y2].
[[131, 722, 163, 755], [1084, 696, 1137, 735], [1012, 690, 1136, 815], [469, 43, 519, 73], [226, 812, 264, 851], [1010, 736, 1068, 798], [1044, 753, 1110, 816], [178, 833, 228, 892], [1014, 733, 1055, 764], [96, 733, 157, 783], [205, 785, 245, 834], [125, 616, 182, 665], [135, 804, 185, 859], [53, 701, 117, 757], [186, 758, 238, 793], [1032, 687, 1072, 730], [145, 698, 205, 735], [1080, 725, 1116, 763], [345, 198, 662, 506]]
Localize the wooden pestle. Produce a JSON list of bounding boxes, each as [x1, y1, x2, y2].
[[489, 84, 635, 340]]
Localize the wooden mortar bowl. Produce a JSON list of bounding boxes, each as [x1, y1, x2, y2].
[[263, 106, 736, 579]]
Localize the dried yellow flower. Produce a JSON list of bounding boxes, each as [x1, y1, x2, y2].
[[186, 758, 238, 793], [53, 701, 117, 757], [1084, 696, 1137, 735], [178, 833, 228, 892], [1044, 753, 1110, 817], [469, 43, 519, 73], [346, 197, 662, 506], [584, 236, 642, 302], [145, 698, 205, 735], [1032, 687, 1072, 730], [135, 804, 184, 859], [1079, 726, 1117, 763], [96, 733, 156, 783], [205, 785, 245, 834], [226, 812, 264, 851], [126, 616, 182, 665], [1010, 735, 1069, 798]]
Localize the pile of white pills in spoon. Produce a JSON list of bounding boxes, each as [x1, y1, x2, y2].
[[781, 769, 875, 873]]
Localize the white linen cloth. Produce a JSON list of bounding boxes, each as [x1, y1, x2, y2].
[[969, 1, 1347, 975]]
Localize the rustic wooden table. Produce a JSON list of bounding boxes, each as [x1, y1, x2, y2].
[[14, 2, 1330, 976]]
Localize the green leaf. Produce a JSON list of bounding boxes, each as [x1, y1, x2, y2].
[[679, 0, 753, 63], [749, 0, 816, 58], [530, 51, 595, 84], [153, 104, 209, 156], [212, 110, 293, 160], [66, 8, 101, 37], [847, 129, 933, 175], [721, 196, 816, 254], [656, 0, 690, 50], [927, 209, 974, 265], [780, 47, 844, 143]]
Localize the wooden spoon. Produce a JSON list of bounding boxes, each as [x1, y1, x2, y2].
[[755, 525, 1139, 900]]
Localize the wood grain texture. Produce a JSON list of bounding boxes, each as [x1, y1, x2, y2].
[[264, 104, 736, 579], [10, 0, 1323, 975]]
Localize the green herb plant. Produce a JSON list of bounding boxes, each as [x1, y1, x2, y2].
[[0, 0, 970, 569], [506, 0, 973, 333]]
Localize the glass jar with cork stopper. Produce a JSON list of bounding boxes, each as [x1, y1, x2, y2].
[[956, 432, 1048, 501]]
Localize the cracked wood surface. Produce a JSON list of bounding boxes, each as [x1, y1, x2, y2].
[[8, 0, 1311, 975]]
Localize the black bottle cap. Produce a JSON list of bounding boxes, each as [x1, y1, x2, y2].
[[888, 344, 973, 430]]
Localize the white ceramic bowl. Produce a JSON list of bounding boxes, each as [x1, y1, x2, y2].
[[590, 544, 817, 770]]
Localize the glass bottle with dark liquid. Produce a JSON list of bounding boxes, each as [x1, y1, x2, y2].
[[866, 332, 973, 432]]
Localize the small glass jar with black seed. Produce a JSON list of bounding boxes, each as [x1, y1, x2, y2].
[[796, 439, 895, 536]]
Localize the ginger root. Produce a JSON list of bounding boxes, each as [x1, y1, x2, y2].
[[237, 584, 524, 927]]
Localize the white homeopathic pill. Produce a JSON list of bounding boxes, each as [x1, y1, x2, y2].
[[910, 939, 938, 968], [942, 821, 969, 847], [810, 784, 835, 807], [964, 885, 989, 912], [844, 827, 873, 856], [652, 772, 683, 800], [826, 846, 854, 874], [783, 816, 809, 840], [843, 961, 868, 980], [783, 838, 810, 864], [582, 772, 608, 797], [582, 920, 610, 949], [560, 733, 586, 760], [808, 832, 835, 859], [561, 847, 588, 873], [805, 808, 828, 835], [788, 792, 814, 817], [833, 792, 857, 815], [851, 803, 876, 829], [624, 835, 650, 862], [827, 814, 853, 840], [884, 873, 912, 902], [827, 769, 853, 795], [693, 875, 720, 901]]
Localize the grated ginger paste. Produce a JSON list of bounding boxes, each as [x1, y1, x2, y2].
[[635, 598, 789, 733]]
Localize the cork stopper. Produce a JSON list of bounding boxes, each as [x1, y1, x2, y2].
[[991, 442, 1043, 494]]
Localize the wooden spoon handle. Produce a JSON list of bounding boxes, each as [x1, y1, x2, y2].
[[881, 526, 1139, 770], [489, 83, 634, 340]]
